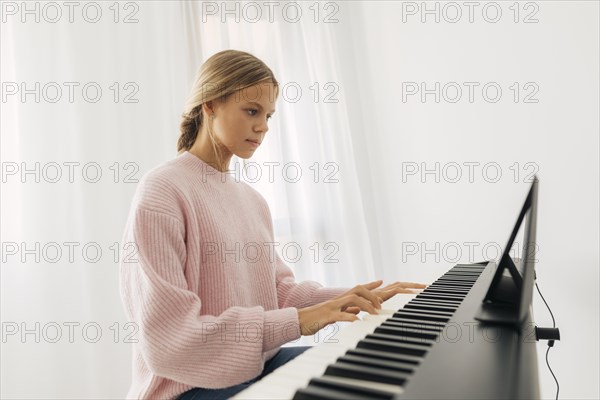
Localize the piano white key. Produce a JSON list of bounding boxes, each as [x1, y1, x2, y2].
[[235, 369, 405, 399], [233, 342, 357, 399], [232, 294, 420, 399], [233, 347, 346, 399], [274, 346, 348, 376], [380, 293, 419, 312], [320, 319, 382, 347]]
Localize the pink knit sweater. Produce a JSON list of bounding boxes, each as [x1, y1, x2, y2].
[[119, 151, 348, 399]]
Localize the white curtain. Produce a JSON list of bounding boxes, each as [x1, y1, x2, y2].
[[2, 1, 598, 399]]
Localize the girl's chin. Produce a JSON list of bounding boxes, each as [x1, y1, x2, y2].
[[235, 151, 255, 160]]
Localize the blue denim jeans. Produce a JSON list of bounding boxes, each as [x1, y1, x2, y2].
[[176, 346, 311, 400]]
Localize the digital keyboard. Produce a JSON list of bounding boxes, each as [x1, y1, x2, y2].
[[233, 262, 540, 399]]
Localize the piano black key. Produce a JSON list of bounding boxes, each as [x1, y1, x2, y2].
[[410, 297, 461, 306], [425, 285, 470, 293], [440, 274, 478, 280], [448, 269, 484, 273], [296, 376, 398, 400], [336, 354, 415, 373], [427, 282, 471, 291], [433, 283, 473, 290], [435, 279, 474, 286], [422, 291, 467, 298], [410, 297, 462, 306], [425, 285, 470, 292], [426, 283, 464, 289], [421, 287, 466, 298], [405, 303, 457, 313], [345, 347, 421, 365], [293, 384, 387, 400], [381, 319, 444, 332], [444, 270, 482, 275], [439, 278, 476, 284], [439, 275, 476, 280], [416, 293, 464, 302], [393, 311, 451, 322], [427, 284, 470, 290], [396, 308, 454, 318], [366, 332, 435, 347], [414, 294, 464, 302], [424, 286, 469, 297], [384, 317, 445, 330], [442, 272, 480, 281], [451, 265, 485, 269], [433, 278, 475, 282], [324, 361, 411, 386], [452, 264, 484, 267], [409, 298, 460, 306], [452, 263, 486, 268], [374, 325, 439, 341], [357, 337, 429, 357]]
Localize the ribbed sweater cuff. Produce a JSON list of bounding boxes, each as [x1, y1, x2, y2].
[[262, 307, 301, 352]]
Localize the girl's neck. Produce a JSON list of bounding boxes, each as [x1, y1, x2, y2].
[[187, 142, 231, 172]]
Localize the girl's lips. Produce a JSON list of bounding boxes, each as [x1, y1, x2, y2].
[[246, 139, 260, 148]]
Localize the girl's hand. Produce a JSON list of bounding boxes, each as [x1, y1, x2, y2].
[[372, 281, 428, 303], [297, 280, 384, 336], [331, 280, 385, 313], [334, 280, 428, 314]]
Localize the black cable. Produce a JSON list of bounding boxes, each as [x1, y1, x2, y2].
[[536, 281, 556, 328], [545, 345, 559, 400], [535, 281, 559, 400]]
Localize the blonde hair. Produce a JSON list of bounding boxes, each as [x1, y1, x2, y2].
[[177, 50, 279, 167]]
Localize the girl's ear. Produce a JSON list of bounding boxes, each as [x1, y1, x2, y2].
[[202, 101, 215, 116]]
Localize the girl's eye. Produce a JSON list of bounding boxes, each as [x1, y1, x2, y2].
[[247, 109, 272, 120]]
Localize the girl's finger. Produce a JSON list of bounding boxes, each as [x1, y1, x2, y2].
[[399, 282, 428, 289], [384, 281, 428, 289], [354, 285, 383, 309], [395, 288, 423, 294], [334, 312, 360, 323], [334, 294, 379, 315], [361, 280, 383, 289]]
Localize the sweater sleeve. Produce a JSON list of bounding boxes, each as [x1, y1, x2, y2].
[[119, 207, 301, 389], [274, 252, 350, 309]]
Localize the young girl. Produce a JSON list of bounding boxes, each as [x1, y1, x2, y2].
[[119, 49, 425, 400]]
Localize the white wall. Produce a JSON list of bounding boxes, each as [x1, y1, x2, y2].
[[340, 2, 599, 399]]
